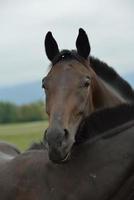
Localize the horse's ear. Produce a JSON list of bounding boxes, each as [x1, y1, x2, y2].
[[76, 28, 91, 59], [44, 31, 59, 61]]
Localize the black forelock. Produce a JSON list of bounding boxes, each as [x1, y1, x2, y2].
[[51, 50, 85, 66]]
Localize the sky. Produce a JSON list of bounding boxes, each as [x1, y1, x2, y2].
[[0, 0, 134, 87]]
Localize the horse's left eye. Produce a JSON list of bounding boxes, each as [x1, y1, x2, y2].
[[83, 77, 91, 88], [84, 81, 90, 87]]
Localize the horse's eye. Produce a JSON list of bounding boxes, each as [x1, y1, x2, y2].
[[84, 81, 90, 87], [83, 77, 91, 88]]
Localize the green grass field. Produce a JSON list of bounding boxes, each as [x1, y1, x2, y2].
[[0, 121, 48, 151]]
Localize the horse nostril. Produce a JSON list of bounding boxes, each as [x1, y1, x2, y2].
[[64, 129, 69, 139], [44, 127, 69, 149]]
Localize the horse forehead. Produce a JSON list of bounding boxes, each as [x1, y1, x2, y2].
[[50, 61, 89, 78]]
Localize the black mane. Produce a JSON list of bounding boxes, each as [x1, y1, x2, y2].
[[51, 50, 134, 103], [29, 103, 134, 150], [90, 56, 134, 103]]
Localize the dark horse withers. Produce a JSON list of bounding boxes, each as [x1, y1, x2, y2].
[[43, 28, 127, 163]]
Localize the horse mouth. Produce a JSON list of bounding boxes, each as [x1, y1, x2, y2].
[[50, 151, 71, 164], [60, 151, 71, 163]]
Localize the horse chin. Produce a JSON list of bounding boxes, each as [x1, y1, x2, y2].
[[60, 151, 71, 163], [44, 130, 75, 164], [50, 150, 71, 164]]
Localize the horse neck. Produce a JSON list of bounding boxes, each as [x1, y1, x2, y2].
[[91, 74, 125, 110]]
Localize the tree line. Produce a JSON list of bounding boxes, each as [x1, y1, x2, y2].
[[0, 101, 48, 124]]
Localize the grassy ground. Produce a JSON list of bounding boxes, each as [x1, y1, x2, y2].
[[0, 121, 48, 151]]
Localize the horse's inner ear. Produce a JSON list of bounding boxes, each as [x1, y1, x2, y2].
[[44, 31, 59, 62], [76, 28, 91, 59]]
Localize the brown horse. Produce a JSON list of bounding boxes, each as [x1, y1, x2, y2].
[[42, 28, 130, 163], [0, 104, 134, 200]]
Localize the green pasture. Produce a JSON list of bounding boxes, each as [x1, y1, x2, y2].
[[0, 121, 48, 151]]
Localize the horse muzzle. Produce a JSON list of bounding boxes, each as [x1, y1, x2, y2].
[[44, 127, 73, 163]]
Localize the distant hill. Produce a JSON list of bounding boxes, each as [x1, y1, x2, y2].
[[0, 81, 45, 105]]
